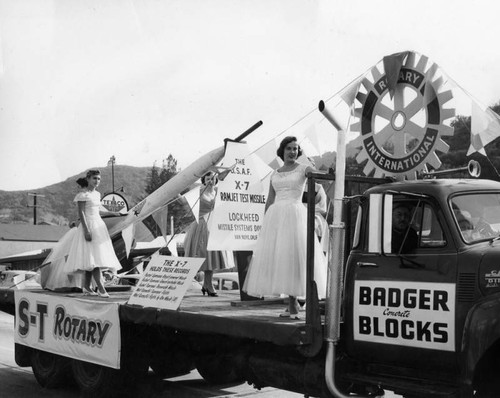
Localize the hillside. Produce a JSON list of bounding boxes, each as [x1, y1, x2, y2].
[[0, 165, 150, 225], [3, 111, 500, 227]]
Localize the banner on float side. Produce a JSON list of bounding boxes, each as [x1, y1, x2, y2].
[[127, 253, 205, 310], [14, 291, 121, 368], [207, 141, 273, 251]]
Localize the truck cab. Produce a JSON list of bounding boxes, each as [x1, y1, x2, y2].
[[342, 178, 500, 397]]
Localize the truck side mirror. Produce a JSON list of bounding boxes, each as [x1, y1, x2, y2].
[[368, 193, 393, 254]]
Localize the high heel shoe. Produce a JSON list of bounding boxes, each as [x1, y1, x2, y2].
[[279, 312, 300, 320], [97, 290, 110, 298], [202, 287, 217, 297], [83, 288, 97, 296]]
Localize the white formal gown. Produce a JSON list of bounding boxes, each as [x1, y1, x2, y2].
[[243, 163, 327, 298], [41, 190, 121, 290]]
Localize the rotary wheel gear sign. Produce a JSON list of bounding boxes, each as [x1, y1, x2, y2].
[[351, 53, 456, 180]]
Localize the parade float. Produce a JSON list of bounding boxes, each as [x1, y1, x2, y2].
[[3, 51, 500, 398]]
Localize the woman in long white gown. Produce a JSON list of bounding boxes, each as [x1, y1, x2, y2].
[[40, 170, 122, 297], [243, 137, 327, 318]]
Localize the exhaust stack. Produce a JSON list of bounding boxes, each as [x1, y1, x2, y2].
[[319, 100, 371, 398]]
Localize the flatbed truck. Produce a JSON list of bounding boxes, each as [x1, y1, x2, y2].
[[3, 175, 500, 398]]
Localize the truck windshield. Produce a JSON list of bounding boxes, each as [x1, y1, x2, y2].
[[451, 193, 500, 243]]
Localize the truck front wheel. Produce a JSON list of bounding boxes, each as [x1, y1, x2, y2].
[[474, 378, 498, 397], [31, 349, 71, 388], [71, 360, 121, 398]]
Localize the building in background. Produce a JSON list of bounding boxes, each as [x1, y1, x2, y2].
[[0, 224, 68, 259]]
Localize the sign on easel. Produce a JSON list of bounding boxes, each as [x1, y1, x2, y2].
[[207, 141, 272, 251], [127, 254, 205, 310]]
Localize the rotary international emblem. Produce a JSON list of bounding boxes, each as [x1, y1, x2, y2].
[[350, 52, 456, 180]]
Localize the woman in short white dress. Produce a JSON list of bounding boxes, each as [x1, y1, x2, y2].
[[243, 137, 327, 318], [41, 170, 122, 297]]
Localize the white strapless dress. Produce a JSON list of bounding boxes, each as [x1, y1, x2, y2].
[[243, 163, 327, 298]]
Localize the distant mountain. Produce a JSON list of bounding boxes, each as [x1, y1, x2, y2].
[[4, 119, 496, 226], [0, 165, 150, 225], [311, 140, 364, 174]]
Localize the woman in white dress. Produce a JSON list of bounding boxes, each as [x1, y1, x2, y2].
[[243, 137, 327, 318], [40, 170, 122, 297]]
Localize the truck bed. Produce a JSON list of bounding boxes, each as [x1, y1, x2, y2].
[[3, 288, 321, 347]]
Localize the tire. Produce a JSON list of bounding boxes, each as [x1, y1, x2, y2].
[[71, 359, 121, 398], [150, 347, 194, 379], [473, 350, 500, 397], [31, 349, 71, 388], [195, 353, 245, 385], [474, 381, 498, 397]]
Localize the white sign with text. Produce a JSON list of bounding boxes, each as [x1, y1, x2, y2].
[[15, 291, 121, 368], [128, 254, 204, 310], [353, 280, 456, 351], [207, 141, 272, 251]]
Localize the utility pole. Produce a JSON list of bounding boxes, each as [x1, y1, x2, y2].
[[108, 155, 116, 193], [28, 193, 45, 225]]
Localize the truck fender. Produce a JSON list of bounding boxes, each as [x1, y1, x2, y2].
[[461, 293, 500, 387]]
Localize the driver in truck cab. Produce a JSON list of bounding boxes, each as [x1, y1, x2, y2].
[[391, 202, 418, 253]]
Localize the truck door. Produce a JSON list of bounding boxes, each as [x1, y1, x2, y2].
[[344, 195, 458, 373]]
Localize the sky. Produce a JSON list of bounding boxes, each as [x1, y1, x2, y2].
[[1, 0, 500, 191]]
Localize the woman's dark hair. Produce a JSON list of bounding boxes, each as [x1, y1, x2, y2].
[[76, 178, 88, 188], [77, 170, 101, 188], [86, 169, 101, 178], [276, 136, 302, 161], [201, 172, 218, 186]]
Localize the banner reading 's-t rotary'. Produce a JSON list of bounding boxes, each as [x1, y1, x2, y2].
[[15, 291, 121, 368]]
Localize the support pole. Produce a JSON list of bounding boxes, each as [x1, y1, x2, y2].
[[28, 193, 45, 225], [318, 100, 370, 398], [109, 155, 116, 193]]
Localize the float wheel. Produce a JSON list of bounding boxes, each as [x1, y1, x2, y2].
[[31, 349, 72, 388], [150, 348, 194, 379], [71, 359, 121, 398], [195, 353, 245, 384]]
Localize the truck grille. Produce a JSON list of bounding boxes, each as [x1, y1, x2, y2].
[[457, 273, 476, 302]]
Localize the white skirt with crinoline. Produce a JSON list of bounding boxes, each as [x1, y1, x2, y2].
[[243, 199, 327, 298]]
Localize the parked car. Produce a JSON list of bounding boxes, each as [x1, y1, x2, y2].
[[213, 272, 239, 291], [0, 270, 40, 289]]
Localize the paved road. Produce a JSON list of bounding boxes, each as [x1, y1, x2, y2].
[[0, 310, 301, 397], [0, 311, 400, 397]]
